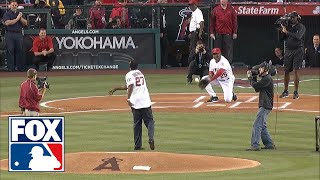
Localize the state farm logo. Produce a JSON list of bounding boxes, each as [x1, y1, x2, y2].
[[235, 6, 280, 15]]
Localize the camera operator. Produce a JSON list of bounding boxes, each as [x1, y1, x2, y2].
[[187, 40, 211, 84], [246, 62, 275, 151], [19, 68, 47, 116], [278, 11, 306, 99], [66, 6, 88, 29]]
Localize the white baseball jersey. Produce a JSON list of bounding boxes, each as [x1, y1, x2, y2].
[[189, 8, 204, 32], [125, 70, 152, 109], [209, 55, 234, 81]]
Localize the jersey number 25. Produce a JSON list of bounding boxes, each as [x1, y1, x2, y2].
[[135, 76, 144, 86]]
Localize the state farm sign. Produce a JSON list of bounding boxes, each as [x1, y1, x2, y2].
[[233, 4, 320, 16], [236, 6, 280, 15]]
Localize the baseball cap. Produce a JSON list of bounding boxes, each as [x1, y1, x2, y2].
[[188, 0, 197, 5], [212, 48, 221, 54]]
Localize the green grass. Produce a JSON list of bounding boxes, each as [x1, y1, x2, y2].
[[0, 73, 319, 180]]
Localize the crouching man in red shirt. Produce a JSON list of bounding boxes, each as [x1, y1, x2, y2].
[[19, 68, 47, 116], [32, 28, 56, 71]]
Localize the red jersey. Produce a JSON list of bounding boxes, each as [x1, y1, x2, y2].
[[89, 6, 106, 29], [210, 4, 237, 35], [32, 36, 54, 53], [109, 3, 129, 28], [19, 79, 43, 112]]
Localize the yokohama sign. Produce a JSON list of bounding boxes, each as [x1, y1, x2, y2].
[[234, 4, 320, 16]]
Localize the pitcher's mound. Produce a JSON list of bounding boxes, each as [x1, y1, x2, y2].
[[1, 151, 260, 174]]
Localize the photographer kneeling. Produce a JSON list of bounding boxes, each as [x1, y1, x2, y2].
[[187, 40, 211, 84], [19, 68, 47, 116], [246, 62, 276, 151]]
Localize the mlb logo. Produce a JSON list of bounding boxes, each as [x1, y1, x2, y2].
[[8, 116, 64, 172]]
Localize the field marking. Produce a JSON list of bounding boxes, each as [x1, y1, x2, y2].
[[207, 104, 226, 107], [245, 96, 258, 103], [193, 96, 206, 103], [229, 102, 242, 108], [193, 102, 204, 108], [1, 93, 317, 118], [278, 102, 291, 109]]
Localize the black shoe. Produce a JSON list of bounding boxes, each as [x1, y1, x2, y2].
[[293, 90, 299, 99], [149, 141, 155, 150], [246, 147, 260, 151], [279, 90, 289, 98], [134, 147, 145, 150], [207, 96, 219, 103], [261, 145, 276, 150], [232, 93, 237, 101], [187, 78, 192, 84]]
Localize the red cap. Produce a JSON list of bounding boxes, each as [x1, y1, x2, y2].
[[188, 0, 197, 5], [212, 48, 221, 54]]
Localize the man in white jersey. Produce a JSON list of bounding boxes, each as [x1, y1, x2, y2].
[[108, 60, 155, 151], [188, 0, 204, 63], [202, 48, 237, 102]]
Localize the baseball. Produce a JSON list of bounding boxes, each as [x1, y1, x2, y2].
[[194, 77, 200, 83]]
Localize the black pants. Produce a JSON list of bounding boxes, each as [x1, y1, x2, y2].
[[131, 106, 155, 149], [188, 31, 198, 63], [214, 34, 233, 63], [5, 32, 24, 71], [160, 33, 169, 68], [284, 48, 304, 73], [187, 60, 209, 82], [33, 53, 56, 70]]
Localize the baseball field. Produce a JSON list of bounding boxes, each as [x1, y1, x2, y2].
[[0, 68, 319, 180]]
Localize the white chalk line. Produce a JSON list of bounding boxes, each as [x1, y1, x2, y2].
[[229, 102, 242, 108], [2, 93, 319, 117], [193, 96, 206, 103], [193, 102, 204, 108], [245, 96, 258, 103], [206, 104, 226, 107], [278, 102, 291, 109]]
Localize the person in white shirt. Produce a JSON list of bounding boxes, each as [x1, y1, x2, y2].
[[201, 48, 237, 103], [108, 60, 155, 151], [188, 0, 204, 63]]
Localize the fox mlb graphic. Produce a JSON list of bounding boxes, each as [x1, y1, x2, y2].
[[8, 116, 64, 172]]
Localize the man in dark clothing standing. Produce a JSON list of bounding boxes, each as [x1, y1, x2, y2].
[[210, 0, 237, 64], [246, 62, 275, 151], [3, 0, 28, 71], [279, 11, 305, 99], [305, 34, 319, 68]]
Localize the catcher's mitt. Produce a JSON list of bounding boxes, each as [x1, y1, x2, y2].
[[198, 77, 210, 89]]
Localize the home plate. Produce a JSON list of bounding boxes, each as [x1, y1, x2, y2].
[[206, 104, 226, 107], [133, 165, 151, 171]]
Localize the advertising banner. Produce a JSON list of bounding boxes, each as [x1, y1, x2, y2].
[[233, 4, 320, 16], [24, 30, 156, 70]]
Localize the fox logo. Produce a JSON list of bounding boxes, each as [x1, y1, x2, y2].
[[176, 7, 193, 41], [9, 117, 64, 172]]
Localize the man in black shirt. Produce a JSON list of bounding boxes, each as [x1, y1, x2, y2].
[[270, 47, 284, 67], [246, 62, 275, 151], [305, 34, 320, 68], [187, 40, 211, 84], [279, 11, 306, 99]]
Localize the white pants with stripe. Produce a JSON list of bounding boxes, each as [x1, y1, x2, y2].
[[202, 75, 235, 102]]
